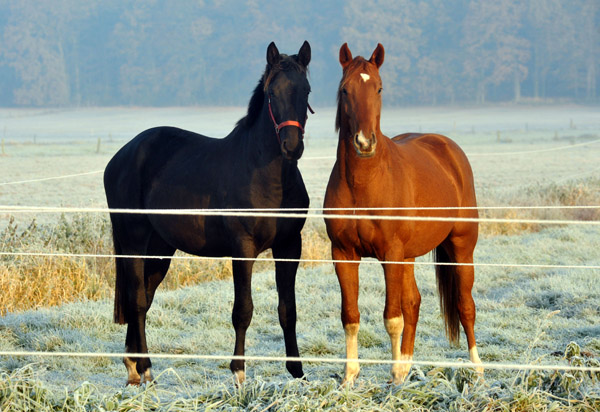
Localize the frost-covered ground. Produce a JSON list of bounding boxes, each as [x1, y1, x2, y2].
[[0, 224, 598, 395], [0, 106, 598, 409]]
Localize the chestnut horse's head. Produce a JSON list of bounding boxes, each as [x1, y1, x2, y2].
[[335, 43, 385, 158]]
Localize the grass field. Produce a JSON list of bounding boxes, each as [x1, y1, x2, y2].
[[0, 105, 599, 410]]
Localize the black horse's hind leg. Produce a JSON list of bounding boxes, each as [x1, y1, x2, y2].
[[120, 256, 147, 386], [230, 255, 255, 384], [273, 233, 304, 379], [135, 233, 175, 384], [120, 231, 174, 386]]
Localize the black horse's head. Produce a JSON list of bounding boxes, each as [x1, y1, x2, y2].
[[238, 41, 311, 161], [263, 41, 311, 161]]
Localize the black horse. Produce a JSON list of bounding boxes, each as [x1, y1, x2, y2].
[[104, 41, 311, 385]]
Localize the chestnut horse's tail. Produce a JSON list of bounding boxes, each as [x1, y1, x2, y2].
[[434, 245, 460, 346]]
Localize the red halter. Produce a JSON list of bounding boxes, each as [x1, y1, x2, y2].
[[267, 97, 315, 144]]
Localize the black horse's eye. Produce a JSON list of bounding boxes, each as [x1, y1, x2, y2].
[[378, 88, 383, 94], [342, 88, 348, 95]]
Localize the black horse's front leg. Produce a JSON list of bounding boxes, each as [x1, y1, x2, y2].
[[273, 232, 304, 379], [230, 256, 255, 384]]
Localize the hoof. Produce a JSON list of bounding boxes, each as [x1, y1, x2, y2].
[[387, 373, 407, 386], [390, 355, 412, 385], [141, 368, 154, 386], [286, 360, 304, 379], [341, 360, 360, 387], [389, 368, 410, 385], [233, 370, 246, 386], [341, 370, 359, 387], [126, 378, 141, 387]]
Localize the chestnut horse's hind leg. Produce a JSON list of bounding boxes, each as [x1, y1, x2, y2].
[[273, 234, 304, 379], [454, 250, 483, 375], [332, 248, 361, 385], [384, 258, 420, 384], [443, 233, 483, 375]]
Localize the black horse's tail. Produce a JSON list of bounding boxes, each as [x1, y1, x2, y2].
[[112, 229, 127, 325], [434, 245, 460, 346]]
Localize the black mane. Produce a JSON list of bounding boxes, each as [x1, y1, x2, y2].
[[236, 54, 307, 129]]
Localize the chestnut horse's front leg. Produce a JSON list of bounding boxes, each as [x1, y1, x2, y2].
[[384, 257, 420, 384], [332, 247, 361, 385]]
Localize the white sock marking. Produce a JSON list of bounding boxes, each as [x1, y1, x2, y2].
[[344, 323, 360, 384]]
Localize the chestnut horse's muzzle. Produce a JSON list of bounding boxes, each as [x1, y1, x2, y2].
[[353, 130, 377, 157]]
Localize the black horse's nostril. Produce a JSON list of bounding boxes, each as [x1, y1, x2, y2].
[[281, 136, 304, 160], [281, 139, 292, 156]]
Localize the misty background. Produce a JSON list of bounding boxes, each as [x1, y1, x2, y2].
[[0, 0, 598, 108]]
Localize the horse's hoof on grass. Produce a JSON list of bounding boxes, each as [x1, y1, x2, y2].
[[233, 370, 246, 387], [126, 378, 140, 387]]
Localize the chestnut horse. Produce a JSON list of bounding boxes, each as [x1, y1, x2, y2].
[[324, 43, 483, 385]]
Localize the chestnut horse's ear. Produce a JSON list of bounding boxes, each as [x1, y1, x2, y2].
[[297, 40, 311, 67], [339, 43, 353, 69], [267, 42, 281, 67], [369, 43, 385, 68]]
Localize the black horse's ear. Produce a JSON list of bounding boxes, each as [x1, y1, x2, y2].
[[369, 43, 385, 68], [297, 40, 311, 67], [339, 43, 353, 69], [267, 42, 281, 67]]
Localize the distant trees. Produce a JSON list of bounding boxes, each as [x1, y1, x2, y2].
[[3, 1, 72, 105], [0, 0, 598, 107], [342, 0, 426, 103], [575, 0, 599, 101], [462, 0, 530, 103]]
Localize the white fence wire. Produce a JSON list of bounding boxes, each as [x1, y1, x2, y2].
[[1, 205, 599, 227], [1, 251, 599, 272], [0, 351, 599, 374]]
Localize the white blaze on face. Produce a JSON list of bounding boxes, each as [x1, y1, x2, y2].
[[360, 73, 370, 82]]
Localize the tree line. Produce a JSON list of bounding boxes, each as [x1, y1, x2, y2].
[[0, 0, 598, 107]]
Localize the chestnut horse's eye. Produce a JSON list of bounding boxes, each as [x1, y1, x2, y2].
[[342, 88, 348, 95], [378, 88, 383, 94]]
